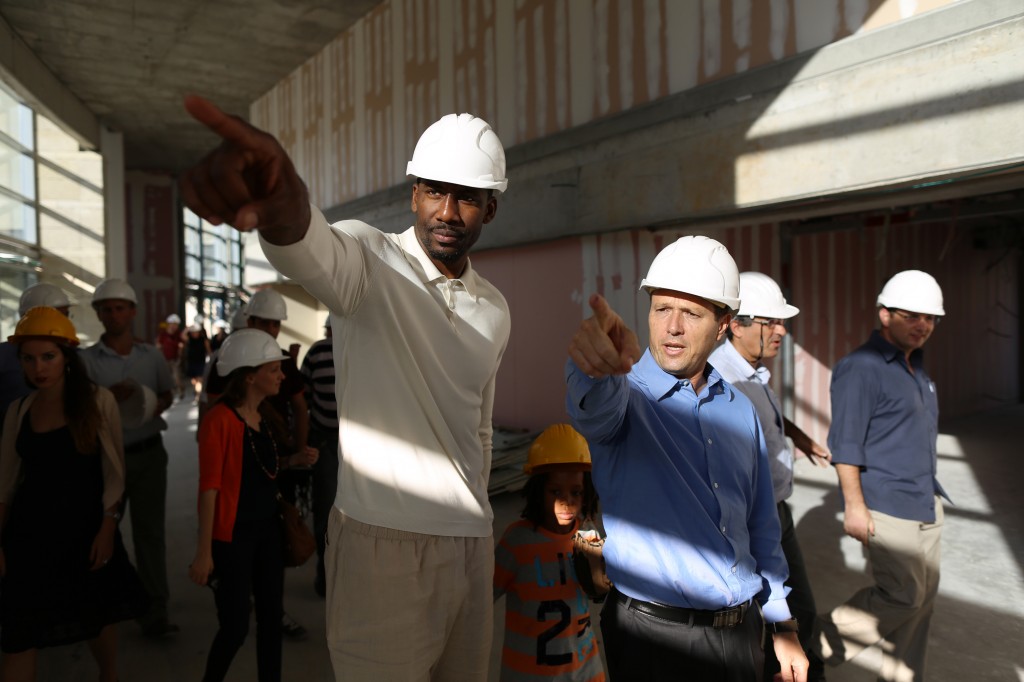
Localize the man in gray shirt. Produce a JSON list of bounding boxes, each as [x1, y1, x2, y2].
[[81, 278, 177, 637], [708, 271, 829, 681]]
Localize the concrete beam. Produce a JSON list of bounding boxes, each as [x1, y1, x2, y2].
[[0, 13, 99, 150]]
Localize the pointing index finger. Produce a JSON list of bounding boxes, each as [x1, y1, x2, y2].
[[183, 94, 263, 149], [588, 294, 617, 330]]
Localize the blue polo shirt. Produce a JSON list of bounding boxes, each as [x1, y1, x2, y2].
[[566, 350, 793, 623], [828, 330, 949, 523]]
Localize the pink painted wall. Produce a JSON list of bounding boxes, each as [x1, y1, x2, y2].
[[790, 216, 1020, 445]]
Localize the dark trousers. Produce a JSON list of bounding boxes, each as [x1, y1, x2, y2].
[[204, 518, 284, 682], [124, 437, 170, 629], [310, 425, 339, 584], [765, 500, 826, 681], [601, 590, 765, 681]]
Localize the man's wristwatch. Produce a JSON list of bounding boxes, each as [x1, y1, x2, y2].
[[104, 509, 122, 521], [769, 618, 800, 634]]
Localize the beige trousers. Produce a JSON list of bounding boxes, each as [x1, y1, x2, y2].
[[324, 507, 493, 682], [819, 498, 943, 682]]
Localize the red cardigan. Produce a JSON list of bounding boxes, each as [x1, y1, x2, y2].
[[198, 403, 249, 542]]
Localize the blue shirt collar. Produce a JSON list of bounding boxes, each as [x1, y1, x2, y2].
[[868, 329, 924, 368], [632, 348, 722, 401]]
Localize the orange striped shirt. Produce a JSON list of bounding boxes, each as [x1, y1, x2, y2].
[[494, 520, 605, 681]]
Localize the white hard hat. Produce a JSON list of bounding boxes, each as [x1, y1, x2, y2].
[[876, 270, 944, 316], [737, 272, 799, 320], [118, 379, 158, 429], [245, 289, 288, 321], [166, 314, 181, 325], [92, 278, 138, 305], [639, 236, 741, 310], [216, 328, 287, 376], [19, 283, 71, 317], [406, 114, 508, 193], [229, 307, 249, 332]]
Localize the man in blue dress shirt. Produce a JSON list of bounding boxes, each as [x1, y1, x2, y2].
[[567, 236, 807, 682], [817, 270, 949, 682]]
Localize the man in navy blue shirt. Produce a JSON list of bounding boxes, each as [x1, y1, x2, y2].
[[818, 270, 949, 682], [567, 236, 808, 682]]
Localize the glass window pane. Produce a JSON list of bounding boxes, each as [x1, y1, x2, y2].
[[186, 254, 202, 281], [0, 87, 34, 149], [36, 118, 103, 189], [0, 140, 35, 199], [0, 194, 37, 243]]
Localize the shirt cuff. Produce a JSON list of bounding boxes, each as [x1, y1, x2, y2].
[[257, 203, 328, 280], [761, 598, 794, 624]]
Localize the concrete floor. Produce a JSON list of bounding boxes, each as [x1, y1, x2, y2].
[[32, 398, 1024, 681]]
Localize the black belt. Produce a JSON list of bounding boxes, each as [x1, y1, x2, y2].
[[124, 434, 162, 453], [613, 587, 750, 629]]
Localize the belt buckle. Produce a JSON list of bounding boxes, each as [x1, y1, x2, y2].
[[712, 604, 742, 629]]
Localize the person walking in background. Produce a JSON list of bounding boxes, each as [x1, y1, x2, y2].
[[1, 283, 72, 436], [709, 271, 830, 682], [181, 96, 510, 680], [566, 236, 807, 682], [80, 278, 178, 638], [189, 328, 318, 682], [156, 314, 185, 401], [184, 322, 213, 404], [816, 270, 949, 682], [299, 316, 338, 598], [210, 319, 229, 352], [493, 424, 605, 681], [0, 307, 147, 682]]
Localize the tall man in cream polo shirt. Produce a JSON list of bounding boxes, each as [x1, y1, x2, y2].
[[180, 96, 510, 681]]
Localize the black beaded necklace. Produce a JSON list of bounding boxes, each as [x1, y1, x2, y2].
[[245, 422, 279, 481]]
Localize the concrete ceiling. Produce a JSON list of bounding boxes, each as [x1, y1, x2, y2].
[[0, 0, 381, 172]]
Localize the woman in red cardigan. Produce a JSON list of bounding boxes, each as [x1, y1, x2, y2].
[[188, 329, 317, 682]]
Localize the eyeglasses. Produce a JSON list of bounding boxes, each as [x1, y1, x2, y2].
[[889, 309, 941, 326], [752, 318, 786, 330]]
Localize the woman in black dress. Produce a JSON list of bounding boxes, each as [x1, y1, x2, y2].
[[0, 306, 147, 682]]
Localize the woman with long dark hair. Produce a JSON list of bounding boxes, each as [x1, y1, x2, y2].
[[189, 328, 317, 682], [0, 306, 147, 682]]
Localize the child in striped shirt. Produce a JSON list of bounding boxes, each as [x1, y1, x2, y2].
[[494, 424, 606, 681]]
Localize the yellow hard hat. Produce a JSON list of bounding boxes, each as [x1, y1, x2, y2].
[[8, 306, 80, 346], [524, 424, 591, 474]]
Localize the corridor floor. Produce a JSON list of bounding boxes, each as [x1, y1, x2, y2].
[[30, 398, 1023, 681]]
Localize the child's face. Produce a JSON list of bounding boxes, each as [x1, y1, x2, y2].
[[542, 469, 585, 534]]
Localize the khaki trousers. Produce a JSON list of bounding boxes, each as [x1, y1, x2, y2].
[[324, 507, 493, 682], [819, 498, 943, 682]]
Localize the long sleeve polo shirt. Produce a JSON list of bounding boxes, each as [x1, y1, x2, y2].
[[566, 350, 793, 623], [828, 330, 949, 523], [260, 207, 510, 537], [709, 339, 793, 503]]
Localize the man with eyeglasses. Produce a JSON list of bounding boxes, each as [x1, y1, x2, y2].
[[709, 271, 830, 682], [816, 270, 950, 682]]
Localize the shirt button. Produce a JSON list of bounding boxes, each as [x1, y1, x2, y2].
[[707, 438, 713, 445], [720, 525, 726, 533], [732, 566, 737, 573], [713, 482, 719, 489]]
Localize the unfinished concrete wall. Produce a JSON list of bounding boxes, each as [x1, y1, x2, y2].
[[252, 0, 974, 210]]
